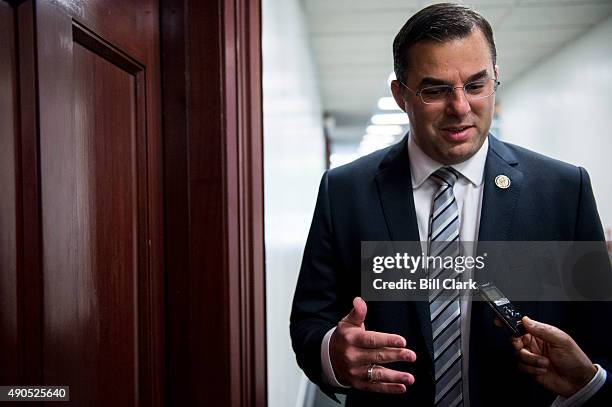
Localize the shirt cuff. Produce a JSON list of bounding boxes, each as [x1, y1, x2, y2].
[[320, 326, 350, 388], [551, 364, 607, 407]]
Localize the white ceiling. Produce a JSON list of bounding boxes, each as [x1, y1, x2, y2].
[[302, 0, 612, 142]]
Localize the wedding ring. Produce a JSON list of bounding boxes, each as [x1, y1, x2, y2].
[[367, 363, 378, 383]]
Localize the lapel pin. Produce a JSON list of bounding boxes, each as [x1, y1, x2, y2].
[[495, 175, 511, 189]]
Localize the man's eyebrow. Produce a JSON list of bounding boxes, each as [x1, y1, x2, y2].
[[466, 69, 490, 82], [418, 77, 448, 87], [418, 70, 491, 87]]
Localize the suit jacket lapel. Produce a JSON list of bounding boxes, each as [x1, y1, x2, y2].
[[375, 136, 434, 362], [375, 136, 420, 242], [478, 135, 523, 241]]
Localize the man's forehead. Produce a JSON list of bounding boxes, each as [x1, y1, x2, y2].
[[404, 30, 494, 81], [417, 69, 491, 87]]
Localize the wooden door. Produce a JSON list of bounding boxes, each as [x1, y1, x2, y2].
[[2, 1, 164, 405], [2, 0, 266, 405]]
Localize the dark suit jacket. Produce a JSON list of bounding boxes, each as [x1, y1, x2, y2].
[[290, 135, 612, 406]]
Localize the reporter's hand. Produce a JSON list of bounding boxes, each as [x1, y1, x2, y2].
[[510, 316, 597, 398], [329, 297, 416, 393]]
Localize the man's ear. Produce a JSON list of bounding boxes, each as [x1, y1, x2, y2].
[[494, 65, 500, 81], [390, 80, 407, 112]]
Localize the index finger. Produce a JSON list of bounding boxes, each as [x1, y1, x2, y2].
[[351, 330, 406, 349], [511, 336, 523, 351]]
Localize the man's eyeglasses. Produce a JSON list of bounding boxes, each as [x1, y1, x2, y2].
[[398, 78, 500, 105]]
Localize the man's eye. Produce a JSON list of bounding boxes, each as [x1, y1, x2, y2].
[[421, 87, 447, 96], [465, 82, 486, 93]]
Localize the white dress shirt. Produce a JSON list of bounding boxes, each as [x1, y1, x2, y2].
[[319, 135, 605, 406]]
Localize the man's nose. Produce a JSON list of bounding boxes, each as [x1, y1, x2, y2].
[[446, 87, 471, 116]]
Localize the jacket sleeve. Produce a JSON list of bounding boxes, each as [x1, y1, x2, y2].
[[573, 167, 612, 406], [290, 171, 350, 401]]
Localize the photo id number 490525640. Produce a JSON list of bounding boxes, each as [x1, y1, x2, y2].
[[0, 386, 69, 401]]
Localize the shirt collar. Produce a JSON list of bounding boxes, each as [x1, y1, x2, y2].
[[408, 133, 489, 189]]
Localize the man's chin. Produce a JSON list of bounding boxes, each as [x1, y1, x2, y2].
[[442, 133, 488, 161], [437, 143, 480, 165]]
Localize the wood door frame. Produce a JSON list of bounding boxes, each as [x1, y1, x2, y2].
[[0, 0, 22, 386], [161, 0, 266, 405], [0, 0, 46, 387]]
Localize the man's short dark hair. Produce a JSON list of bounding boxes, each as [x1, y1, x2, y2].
[[393, 3, 497, 83]]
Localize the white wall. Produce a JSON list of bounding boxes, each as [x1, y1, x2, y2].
[[262, 0, 326, 405], [499, 15, 612, 237]]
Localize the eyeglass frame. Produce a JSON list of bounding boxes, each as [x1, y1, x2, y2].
[[397, 77, 501, 105]]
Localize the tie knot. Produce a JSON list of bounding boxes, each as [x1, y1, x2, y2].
[[431, 167, 459, 187]]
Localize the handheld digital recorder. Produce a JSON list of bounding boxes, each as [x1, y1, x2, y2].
[[477, 282, 526, 337]]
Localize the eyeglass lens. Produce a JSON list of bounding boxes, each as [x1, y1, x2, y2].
[[419, 79, 497, 104]]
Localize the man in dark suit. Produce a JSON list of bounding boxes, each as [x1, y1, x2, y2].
[[290, 3, 611, 406]]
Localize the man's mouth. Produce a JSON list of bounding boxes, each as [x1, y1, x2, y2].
[[439, 125, 474, 141]]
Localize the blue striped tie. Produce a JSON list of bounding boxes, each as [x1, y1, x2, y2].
[[428, 167, 463, 407]]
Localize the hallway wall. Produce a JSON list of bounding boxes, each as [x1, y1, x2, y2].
[[262, 0, 326, 405], [500, 15, 612, 237]]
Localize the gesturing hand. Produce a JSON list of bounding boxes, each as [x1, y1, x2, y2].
[[329, 297, 416, 393], [511, 316, 597, 398]]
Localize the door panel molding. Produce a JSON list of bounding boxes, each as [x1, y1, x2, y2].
[[72, 22, 144, 73]]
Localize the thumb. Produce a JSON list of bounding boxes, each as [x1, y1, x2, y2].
[[342, 297, 367, 327], [523, 316, 568, 346]]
